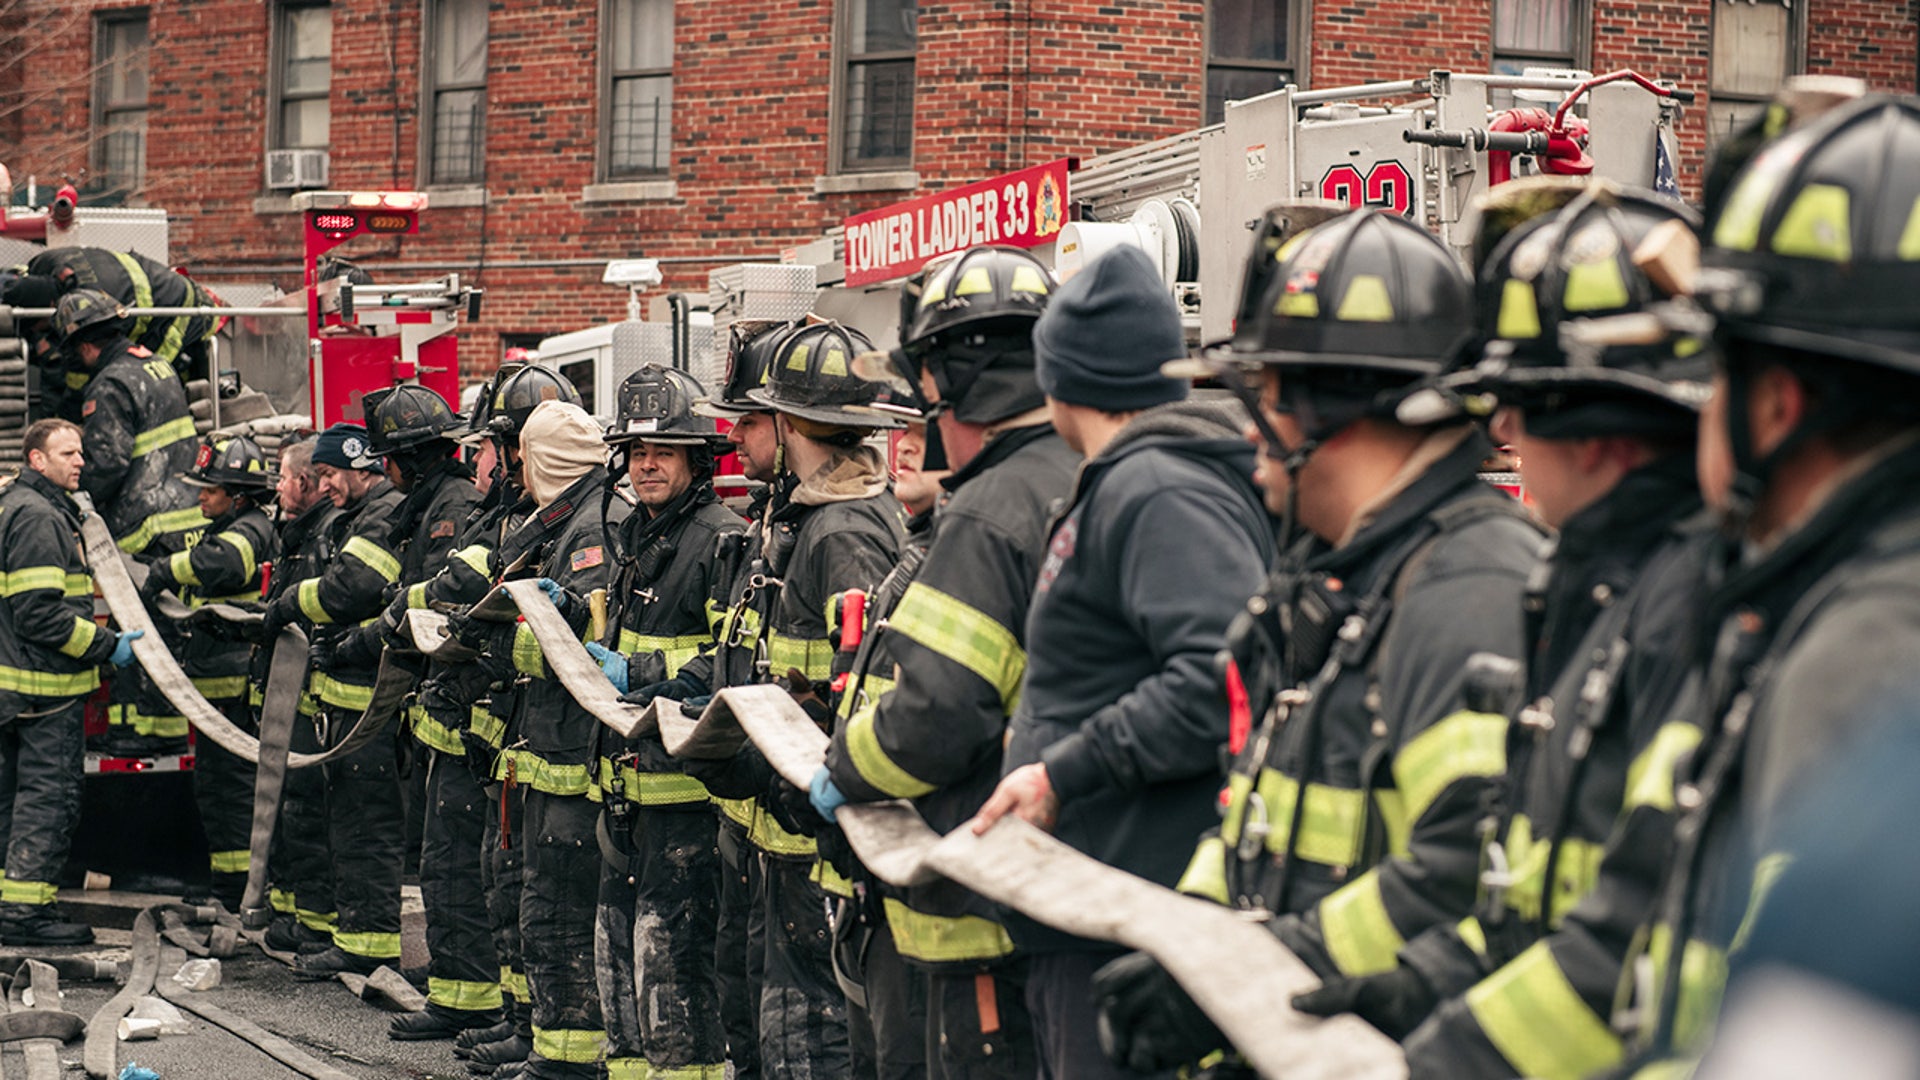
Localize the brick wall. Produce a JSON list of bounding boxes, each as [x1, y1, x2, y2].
[[1, 0, 1913, 382]]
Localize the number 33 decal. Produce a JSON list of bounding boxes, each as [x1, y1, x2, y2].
[[1319, 162, 1414, 216]]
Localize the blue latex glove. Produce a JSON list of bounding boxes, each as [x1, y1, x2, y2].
[[584, 642, 628, 693], [109, 629, 144, 668], [809, 764, 849, 824], [536, 577, 570, 612]]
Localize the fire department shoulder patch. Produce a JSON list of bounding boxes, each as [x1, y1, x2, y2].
[[569, 546, 604, 571], [430, 520, 456, 539]]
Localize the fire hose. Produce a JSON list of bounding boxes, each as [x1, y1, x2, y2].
[[493, 579, 1408, 1080]]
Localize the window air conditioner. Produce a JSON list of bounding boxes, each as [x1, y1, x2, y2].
[[265, 148, 330, 191]]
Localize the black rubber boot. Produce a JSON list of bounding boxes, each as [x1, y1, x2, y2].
[[263, 917, 332, 954], [454, 1018, 516, 1059], [292, 945, 382, 981], [0, 910, 93, 947], [390, 1006, 505, 1042], [465, 1032, 531, 1075]]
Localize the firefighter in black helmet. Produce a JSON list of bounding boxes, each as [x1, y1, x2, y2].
[[1604, 92, 1920, 1078], [804, 246, 1075, 1079], [586, 364, 744, 1080], [144, 436, 281, 911], [1094, 209, 1543, 1073], [678, 319, 906, 1080]]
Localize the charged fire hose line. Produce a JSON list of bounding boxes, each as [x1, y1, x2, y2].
[[497, 572, 1408, 1080]]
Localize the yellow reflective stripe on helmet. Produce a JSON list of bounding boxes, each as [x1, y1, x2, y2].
[[881, 896, 1016, 964], [311, 671, 375, 711], [1497, 279, 1543, 339], [169, 548, 201, 586], [0, 879, 57, 905], [954, 266, 994, 297], [888, 582, 1026, 710], [1175, 834, 1231, 904], [209, 849, 250, 874], [428, 977, 504, 1012], [411, 704, 467, 755], [297, 577, 328, 623], [1392, 710, 1508, 828], [342, 536, 400, 583], [58, 616, 99, 659], [1563, 258, 1631, 312], [108, 250, 154, 341], [1335, 274, 1395, 322], [614, 630, 711, 678], [500, 966, 530, 1001], [131, 415, 198, 458], [1770, 182, 1851, 262], [453, 543, 492, 579], [1318, 872, 1404, 977], [1277, 291, 1319, 317], [334, 930, 402, 959], [191, 674, 250, 700], [1625, 722, 1703, 811], [843, 698, 935, 799], [117, 506, 209, 554], [512, 624, 546, 677], [1712, 139, 1798, 253], [767, 631, 832, 681], [0, 664, 98, 698], [532, 1027, 607, 1064], [1466, 940, 1623, 1080]]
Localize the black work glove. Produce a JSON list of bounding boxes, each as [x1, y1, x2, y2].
[[781, 668, 831, 729], [815, 822, 858, 881], [330, 625, 382, 670], [1291, 965, 1440, 1041], [255, 596, 296, 645], [682, 746, 775, 801], [765, 776, 824, 838], [1092, 950, 1226, 1073], [309, 634, 338, 673], [620, 671, 710, 708], [138, 557, 172, 604]]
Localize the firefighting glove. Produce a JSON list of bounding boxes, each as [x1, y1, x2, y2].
[[585, 642, 629, 693], [809, 765, 849, 824], [620, 672, 709, 707], [535, 577, 572, 614], [782, 668, 832, 729], [766, 776, 822, 838], [331, 625, 382, 671], [256, 596, 296, 645], [1092, 950, 1225, 1073], [681, 746, 775, 801], [109, 629, 145, 669], [1291, 965, 1440, 1041]]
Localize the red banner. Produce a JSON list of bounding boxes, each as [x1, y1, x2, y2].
[[843, 159, 1072, 287]]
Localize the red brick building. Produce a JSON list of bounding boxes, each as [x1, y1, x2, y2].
[[0, 0, 1912, 374]]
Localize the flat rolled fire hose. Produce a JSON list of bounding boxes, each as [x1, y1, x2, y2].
[[490, 585, 1407, 1078], [8, 960, 74, 1080], [239, 625, 309, 926], [86, 513, 415, 770]]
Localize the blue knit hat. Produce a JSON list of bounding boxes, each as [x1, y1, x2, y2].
[[312, 422, 382, 471], [1033, 245, 1189, 412]]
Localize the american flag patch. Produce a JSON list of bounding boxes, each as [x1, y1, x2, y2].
[[569, 546, 604, 571], [430, 520, 456, 539]]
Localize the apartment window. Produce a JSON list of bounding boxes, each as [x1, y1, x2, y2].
[[424, 0, 488, 185], [273, 3, 332, 149], [836, 0, 916, 170], [1207, 0, 1296, 125], [604, 0, 673, 176], [1709, 0, 1799, 153], [1491, 0, 1582, 75], [94, 11, 150, 191]]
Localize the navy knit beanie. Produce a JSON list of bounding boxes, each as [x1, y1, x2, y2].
[[312, 422, 382, 471], [1033, 245, 1189, 412]]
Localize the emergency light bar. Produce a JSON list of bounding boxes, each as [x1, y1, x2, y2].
[[292, 190, 431, 212]]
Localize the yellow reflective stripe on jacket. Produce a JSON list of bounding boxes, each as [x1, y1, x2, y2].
[[191, 674, 250, 700], [888, 582, 1026, 709], [108, 250, 155, 342], [108, 703, 189, 737], [65, 370, 89, 391], [1391, 709, 1508, 828], [428, 977, 504, 1012], [0, 664, 98, 698], [1466, 940, 1624, 1080], [1222, 768, 1369, 869], [168, 548, 200, 586], [814, 857, 854, 898], [512, 624, 545, 677], [311, 671, 375, 711], [0, 879, 57, 905], [532, 1027, 607, 1064], [453, 544, 492, 579], [65, 572, 92, 597], [501, 748, 593, 797], [500, 966, 530, 1001], [131, 415, 197, 458], [1499, 814, 1607, 928], [209, 849, 250, 874], [881, 896, 1016, 964], [1645, 923, 1730, 1055], [0, 566, 68, 596], [843, 697, 936, 800], [615, 629, 710, 678], [406, 582, 428, 609], [1731, 851, 1792, 953], [117, 506, 208, 554], [1457, 915, 1488, 958], [1625, 1060, 1699, 1080], [296, 578, 328, 623], [1176, 833, 1232, 904], [470, 704, 506, 749], [411, 704, 467, 755], [600, 758, 708, 805], [342, 535, 401, 583], [1318, 872, 1404, 976], [1625, 722, 1704, 811], [334, 930, 402, 960], [224, 530, 258, 581], [58, 616, 99, 659], [711, 796, 816, 857], [767, 631, 832, 681], [154, 306, 189, 363]]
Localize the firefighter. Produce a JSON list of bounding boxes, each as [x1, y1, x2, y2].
[[456, 399, 626, 1080], [1281, 184, 1714, 1064], [261, 434, 342, 954], [257, 422, 409, 979], [968, 245, 1277, 1080], [143, 435, 281, 912], [58, 288, 203, 756], [1603, 93, 1920, 1076], [0, 419, 143, 946], [1089, 211, 1543, 1074], [585, 365, 744, 1080], [891, 419, 949, 525], [807, 245, 1075, 1078]]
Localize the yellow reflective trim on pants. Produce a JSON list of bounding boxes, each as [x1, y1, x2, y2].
[[108, 250, 155, 342], [0, 879, 57, 905], [192, 674, 250, 701], [532, 1026, 606, 1064], [888, 582, 1026, 709], [342, 535, 401, 583], [269, 888, 296, 915], [131, 415, 198, 458], [1175, 834, 1231, 904], [334, 930, 403, 959], [844, 698, 935, 799], [297, 578, 328, 623], [601, 758, 708, 805], [501, 749, 593, 797], [1465, 940, 1623, 1080], [615, 630, 710, 678], [1318, 872, 1404, 977], [411, 704, 467, 755], [117, 506, 208, 554], [767, 631, 832, 681], [296, 907, 337, 932], [0, 566, 68, 596], [649, 1065, 727, 1080], [1392, 709, 1508, 827], [59, 615, 99, 658], [1625, 722, 1703, 811], [311, 671, 375, 711], [209, 849, 250, 874], [428, 977, 504, 1012], [881, 896, 1016, 964], [501, 966, 530, 1001], [607, 1059, 649, 1080], [512, 624, 545, 677]]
